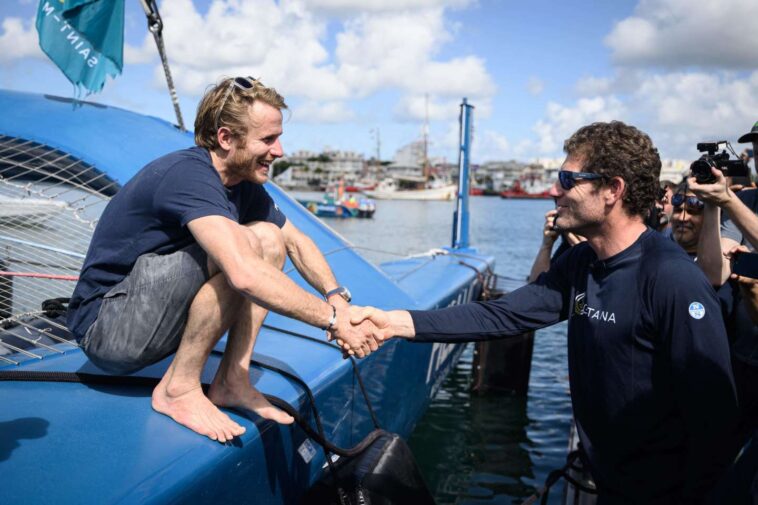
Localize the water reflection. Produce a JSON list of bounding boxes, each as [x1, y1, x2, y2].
[[409, 347, 536, 504]]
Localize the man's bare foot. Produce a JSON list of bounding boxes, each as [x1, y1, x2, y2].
[[208, 379, 295, 425], [152, 376, 246, 443]]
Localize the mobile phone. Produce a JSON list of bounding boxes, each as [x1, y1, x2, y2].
[[732, 251, 758, 279]]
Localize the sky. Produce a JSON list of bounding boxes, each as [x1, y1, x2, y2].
[[1, 0, 758, 164]]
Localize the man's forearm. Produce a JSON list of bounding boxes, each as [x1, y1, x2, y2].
[[287, 233, 339, 296], [723, 197, 758, 251], [696, 204, 729, 286], [528, 243, 553, 283]]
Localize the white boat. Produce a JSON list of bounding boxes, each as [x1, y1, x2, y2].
[[0, 197, 68, 226], [364, 176, 457, 201]]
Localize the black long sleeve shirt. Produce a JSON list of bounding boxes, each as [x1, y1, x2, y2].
[[411, 229, 738, 504]]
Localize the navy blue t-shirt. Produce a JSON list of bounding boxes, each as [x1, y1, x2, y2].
[[410, 229, 737, 503], [67, 146, 286, 339]]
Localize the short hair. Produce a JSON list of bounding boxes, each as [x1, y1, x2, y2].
[[563, 121, 661, 217], [194, 77, 287, 150]]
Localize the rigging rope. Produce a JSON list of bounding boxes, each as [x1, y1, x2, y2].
[[141, 0, 185, 131]]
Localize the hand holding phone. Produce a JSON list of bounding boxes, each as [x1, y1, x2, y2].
[[732, 251, 758, 279]]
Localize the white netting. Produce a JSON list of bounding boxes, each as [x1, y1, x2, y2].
[[0, 134, 116, 359]]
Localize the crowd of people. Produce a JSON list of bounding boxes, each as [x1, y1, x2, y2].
[[68, 74, 758, 504]]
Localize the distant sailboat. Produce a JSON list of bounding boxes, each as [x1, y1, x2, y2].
[[365, 95, 457, 201]]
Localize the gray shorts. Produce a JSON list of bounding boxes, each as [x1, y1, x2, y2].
[[82, 243, 210, 374]]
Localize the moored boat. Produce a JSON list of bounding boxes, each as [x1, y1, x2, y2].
[[0, 91, 491, 504], [364, 176, 456, 201]]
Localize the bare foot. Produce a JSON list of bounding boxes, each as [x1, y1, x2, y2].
[[152, 376, 246, 443], [208, 379, 295, 425]]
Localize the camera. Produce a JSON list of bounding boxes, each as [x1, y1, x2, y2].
[[690, 141, 749, 184]]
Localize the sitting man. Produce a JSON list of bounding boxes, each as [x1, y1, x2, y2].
[[351, 121, 738, 504], [67, 77, 377, 443]]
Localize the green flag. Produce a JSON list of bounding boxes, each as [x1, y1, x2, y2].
[[36, 0, 125, 95]]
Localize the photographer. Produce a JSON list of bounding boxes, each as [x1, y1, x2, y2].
[[689, 135, 758, 445]]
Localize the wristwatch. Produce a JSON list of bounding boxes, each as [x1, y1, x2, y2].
[[325, 286, 352, 303]]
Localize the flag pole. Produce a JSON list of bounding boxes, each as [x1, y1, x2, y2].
[[139, 0, 186, 131]]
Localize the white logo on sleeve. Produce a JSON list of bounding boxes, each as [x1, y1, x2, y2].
[[688, 302, 705, 319]]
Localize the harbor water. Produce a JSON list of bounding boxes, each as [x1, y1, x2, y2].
[[319, 194, 573, 505]]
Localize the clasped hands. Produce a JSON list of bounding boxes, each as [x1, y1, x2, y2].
[[327, 305, 392, 358]]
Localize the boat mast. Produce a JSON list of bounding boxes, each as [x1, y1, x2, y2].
[[139, 0, 186, 131], [452, 98, 473, 249], [422, 93, 430, 180]]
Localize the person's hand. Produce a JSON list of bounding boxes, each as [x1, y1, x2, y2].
[[726, 244, 758, 286], [564, 232, 586, 246], [328, 305, 380, 358], [542, 210, 559, 246], [349, 306, 394, 341], [688, 168, 734, 207]]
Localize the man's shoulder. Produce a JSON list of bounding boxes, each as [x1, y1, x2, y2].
[[640, 230, 701, 275], [147, 146, 211, 173]]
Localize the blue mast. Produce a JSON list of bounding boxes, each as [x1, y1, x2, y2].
[[452, 98, 474, 249]]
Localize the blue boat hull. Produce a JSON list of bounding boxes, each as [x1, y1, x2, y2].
[[0, 90, 494, 504]]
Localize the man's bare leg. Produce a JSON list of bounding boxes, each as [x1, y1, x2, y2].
[[208, 222, 294, 424], [152, 272, 247, 442]]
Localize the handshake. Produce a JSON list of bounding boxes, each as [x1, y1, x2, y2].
[[325, 305, 415, 358]]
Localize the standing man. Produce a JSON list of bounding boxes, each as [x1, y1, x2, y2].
[[67, 77, 377, 444], [353, 121, 738, 504]]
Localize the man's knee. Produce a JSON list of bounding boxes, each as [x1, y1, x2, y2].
[[244, 222, 285, 268]]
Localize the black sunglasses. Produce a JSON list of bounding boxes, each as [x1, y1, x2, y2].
[[671, 193, 704, 211], [214, 76, 259, 131], [558, 170, 606, 190]]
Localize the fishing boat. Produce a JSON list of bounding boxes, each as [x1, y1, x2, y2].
[[499, 180, 552, 199], [364, 176, 457, 201], [298, 181, 376, 218], [0, 91, 492, 504]]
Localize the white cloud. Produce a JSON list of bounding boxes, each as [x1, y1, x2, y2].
[[334, 8, 494, 98], [124, 35, 155, 65], [532, 96, 627, 154], [139, 0, 496, 121], [530, 69, 758, 159], [393, 95, 466, 122], [605, 0, 758, 69], [575, 75, 612, 96], [302, 0, 472, 15], [292, 100, 356, 122], [477, 130, 510, 159], [0, 16, 43, 63], [527, 76, 544, 96], [630, 71, 758, 157]]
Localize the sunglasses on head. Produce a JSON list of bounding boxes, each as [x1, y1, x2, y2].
[[671, 194, 704, 211], [558, 170, 606, 190], [214, 76, 259, 132]]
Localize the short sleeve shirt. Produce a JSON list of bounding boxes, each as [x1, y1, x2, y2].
[[67, 146, 286, 339]]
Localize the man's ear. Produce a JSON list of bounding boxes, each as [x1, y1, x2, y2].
[[217, 127, 234, 151], [605, 176, 626, 206]]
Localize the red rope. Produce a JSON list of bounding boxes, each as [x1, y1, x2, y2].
[[0, 271, 79, 281]]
